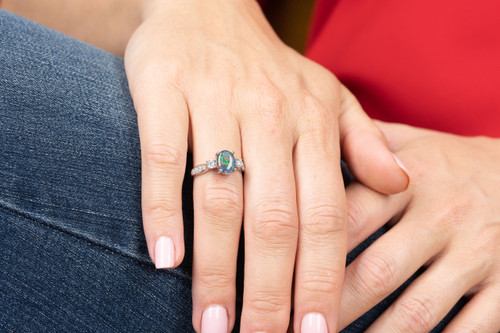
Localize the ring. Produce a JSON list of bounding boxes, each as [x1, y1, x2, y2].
[[191, 150, 245, 176]]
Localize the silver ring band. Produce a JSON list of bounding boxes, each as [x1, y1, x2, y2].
[[191, 150, 245, 176]]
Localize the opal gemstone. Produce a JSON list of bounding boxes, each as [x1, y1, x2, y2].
[[217, 150, 235, 174]]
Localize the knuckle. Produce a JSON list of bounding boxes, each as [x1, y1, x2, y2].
[[245, 290, 289, 315], [253, 79, 283, 112], [196, 267, 234, 291], [394, 296, 436, 331], [346, 196, 368, 237], [472, 230, 500, 272], [144, 201, 180, 223], [129, 61, 185, 99], [301, 202, 346, 237], [251, 199, 298, 247], [259, 87, 284, 112], [297, 96, 334, 146], [248, 80, 288, 134], [355, 253, 399, 297], [199, 178, 243, 221], [136, 62, 184, 87], [304, 93, 330, 114], [144, 142, 184, 171], [298, 125, 335, 155], [302, 94, 334, 125], [432, 199, 468, 231], [301, 266, 341, 295]]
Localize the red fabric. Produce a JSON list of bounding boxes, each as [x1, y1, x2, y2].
[[306, 0, 500, 137]]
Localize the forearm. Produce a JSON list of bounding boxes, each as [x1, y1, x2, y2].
[[2, 0, 143, 56]]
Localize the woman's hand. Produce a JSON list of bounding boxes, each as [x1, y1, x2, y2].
[[124, 0, 409, 331], [340, 122, 500, 332]]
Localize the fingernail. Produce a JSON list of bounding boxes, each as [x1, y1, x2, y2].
[[155, 236, 175, 269], [393, 153, 410, 188], [201, 305, 228, 333], [392, 153, 409, 175], [301, 312, 328, 333]]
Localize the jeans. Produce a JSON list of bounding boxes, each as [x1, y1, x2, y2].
[[0, 10, 465, 332]]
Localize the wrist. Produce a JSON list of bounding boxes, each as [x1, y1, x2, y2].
[[140, 0, 160, 21], [140, 0, 255, 21]]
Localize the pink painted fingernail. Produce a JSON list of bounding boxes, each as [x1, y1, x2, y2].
[[393, 153, 409, 175], [301, 313, 328, 333], [201, 305, 228, 333], [155, 236, 175, 269]]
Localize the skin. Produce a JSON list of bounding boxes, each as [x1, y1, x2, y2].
[[2, 0, 142, 57], [340, 121, 500, 333], [2, 0, 403, 329], [125, 0, 408, 332], [5, 0, 499, 332]]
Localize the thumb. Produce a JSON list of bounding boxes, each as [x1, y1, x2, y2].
[[338, 85, 409, 194]]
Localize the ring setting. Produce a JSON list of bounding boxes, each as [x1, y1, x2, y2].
[[191, 150, 245, 176]]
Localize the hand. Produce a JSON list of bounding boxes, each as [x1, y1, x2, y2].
[[340, 122, 500, 332], [124, 0, 409, 331]]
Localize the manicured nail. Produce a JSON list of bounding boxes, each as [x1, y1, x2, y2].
[[201, 305, 228, 333], [393, 153, 410, 188], [301, 312, 328, 333], [155, 236, 175, 269], [393, 153, 409, 175]]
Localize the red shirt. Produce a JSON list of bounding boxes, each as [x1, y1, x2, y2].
[[306, 0, 500, 137]]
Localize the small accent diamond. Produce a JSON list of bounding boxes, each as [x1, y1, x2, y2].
[[235, 159, 243, 168], [191, 164, 207, 175], [207, 159, 217, 169]]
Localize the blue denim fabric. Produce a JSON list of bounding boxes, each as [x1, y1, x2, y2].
[[0, 10, 465, 332]]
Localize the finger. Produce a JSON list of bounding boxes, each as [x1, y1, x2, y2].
[[443, 285, 500, 333], [338, 85, 409, 194], [292, 108, 346, 332], [190, 100, 243, 333], [338, 211, 446, 329], [346, 181, 409, 252], [366, 254, 483, 333], [239, 105, 298, 332], [131, 74, 189, 269]]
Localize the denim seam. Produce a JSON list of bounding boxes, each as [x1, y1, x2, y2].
[[0, 167, 140, 200], [0, 190, 137, 223], [0, 204, 191, 282]]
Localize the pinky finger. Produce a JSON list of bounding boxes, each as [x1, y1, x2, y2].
[[443, 285, 500, 333]]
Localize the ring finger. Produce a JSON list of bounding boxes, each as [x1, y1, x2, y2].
[[190, 95, 244, 333]]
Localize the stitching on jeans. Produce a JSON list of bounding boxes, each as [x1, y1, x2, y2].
[[1, 191, 137, 223], [0, 203, 191, 281]]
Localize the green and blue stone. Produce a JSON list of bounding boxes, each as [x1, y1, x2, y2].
[[217, 150, 235, 174]]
